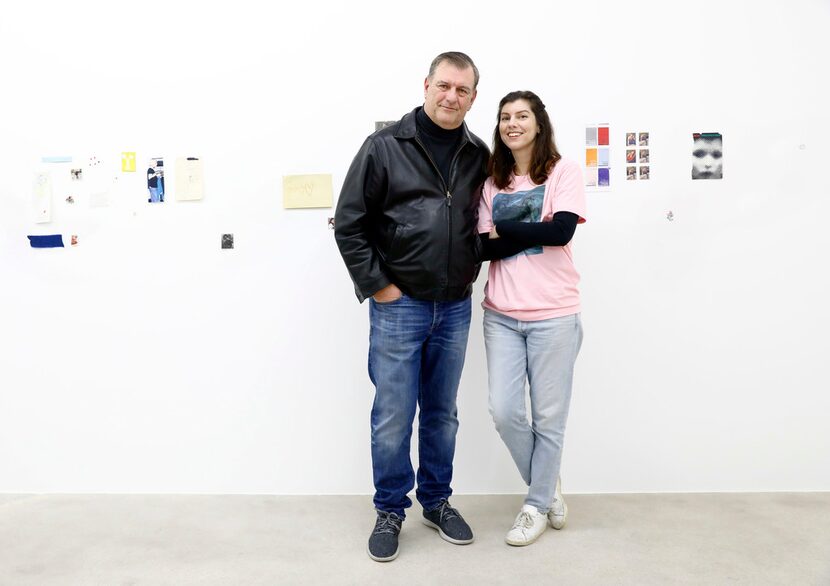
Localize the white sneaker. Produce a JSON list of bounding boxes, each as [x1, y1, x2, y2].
[[505, 504, 548, 546], [548, 477, 568, 530]]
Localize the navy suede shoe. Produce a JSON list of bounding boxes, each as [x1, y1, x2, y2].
[[368, 511, 403, 562], [422, 499, 474, 545]]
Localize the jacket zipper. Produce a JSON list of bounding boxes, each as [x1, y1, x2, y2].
[[414, 135, 468, 293], [445, 146, 464, 290]]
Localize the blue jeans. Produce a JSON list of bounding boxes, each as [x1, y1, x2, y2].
[[368, 294, 472, 518], [483, 309, 583, 512]]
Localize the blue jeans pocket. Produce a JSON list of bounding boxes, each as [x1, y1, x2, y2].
[[372, 292, 406, 305]]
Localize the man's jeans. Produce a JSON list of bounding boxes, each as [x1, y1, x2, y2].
[[483, 309, 583, 512], [368, 293, 472, 518]]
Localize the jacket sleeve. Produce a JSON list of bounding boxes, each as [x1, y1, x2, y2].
[[334, 137, 392, 303]]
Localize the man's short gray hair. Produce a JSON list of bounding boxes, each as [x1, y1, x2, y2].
[[427, 51, 480, 89]]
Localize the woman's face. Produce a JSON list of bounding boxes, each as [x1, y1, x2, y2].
[[499, 99, 539, 157], [692, 136, 723, 179]]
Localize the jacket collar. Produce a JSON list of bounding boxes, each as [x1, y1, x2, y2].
[[395, 106, 475, 146]]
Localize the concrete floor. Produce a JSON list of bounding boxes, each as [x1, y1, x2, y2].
[[1, 493, 828, 585]]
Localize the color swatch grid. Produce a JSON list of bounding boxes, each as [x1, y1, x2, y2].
[[585, 124, 610, 188]]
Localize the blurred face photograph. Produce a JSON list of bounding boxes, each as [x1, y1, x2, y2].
[[692, 133, 723, 179]]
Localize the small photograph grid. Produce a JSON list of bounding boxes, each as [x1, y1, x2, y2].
[[625, 131, 650, 180]]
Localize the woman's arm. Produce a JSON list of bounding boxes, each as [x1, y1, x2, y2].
[[495, 211, 579, 247], [478, 232, 528, 261]]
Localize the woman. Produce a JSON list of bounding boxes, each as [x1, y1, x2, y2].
[[478, 91, 586, 546]]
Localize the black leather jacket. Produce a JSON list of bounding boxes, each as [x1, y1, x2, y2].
[[335, 107, 489, 303]]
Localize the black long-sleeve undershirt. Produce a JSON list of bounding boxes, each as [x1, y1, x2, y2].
[[479, 211, 579, 261]]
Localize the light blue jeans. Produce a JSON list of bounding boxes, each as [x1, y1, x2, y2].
[[483, 309, 583, 512]]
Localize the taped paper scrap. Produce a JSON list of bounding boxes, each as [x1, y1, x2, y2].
[[27, 235, 64, 248]]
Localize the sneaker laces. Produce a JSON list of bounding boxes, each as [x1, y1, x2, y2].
[[435, 500, 460, 523], [374, 512, 402, 535], [513, 511, 534, 530]]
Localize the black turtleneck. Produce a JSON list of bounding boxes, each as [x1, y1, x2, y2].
[[415, 107, 464, 187]]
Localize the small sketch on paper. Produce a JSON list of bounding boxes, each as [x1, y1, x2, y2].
[[33, 172, 52, 223], [175, 157, 204, 201]]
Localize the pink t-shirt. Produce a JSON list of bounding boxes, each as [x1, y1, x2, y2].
[[477, 158, 587, 321]]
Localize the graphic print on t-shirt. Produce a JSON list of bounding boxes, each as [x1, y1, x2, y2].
[[492, 185, 545, 257]]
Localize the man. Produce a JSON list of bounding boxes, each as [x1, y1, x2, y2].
[[334, 52, 489, 562]]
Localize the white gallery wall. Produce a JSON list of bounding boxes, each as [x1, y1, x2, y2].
[[1, 0, 829, 494]]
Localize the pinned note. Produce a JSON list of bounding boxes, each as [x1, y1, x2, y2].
[[175, 157, 204, 201], [282, 174, 333, 209]]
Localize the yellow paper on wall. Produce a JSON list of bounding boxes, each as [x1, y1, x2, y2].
[[121, 152, 136, 172], [283, 174, 333, 209]]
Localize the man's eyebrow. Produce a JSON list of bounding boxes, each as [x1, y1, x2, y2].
[[434, 79, 472, 92]]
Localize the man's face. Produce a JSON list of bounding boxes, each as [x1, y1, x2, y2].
[[423, 62, 477, 130]]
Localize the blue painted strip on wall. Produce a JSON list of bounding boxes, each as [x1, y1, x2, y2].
[[40, 156, 73, 163], [27, 235, 64, 248]]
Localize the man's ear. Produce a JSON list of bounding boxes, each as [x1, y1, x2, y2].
[[468, 89, 478, 109]]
